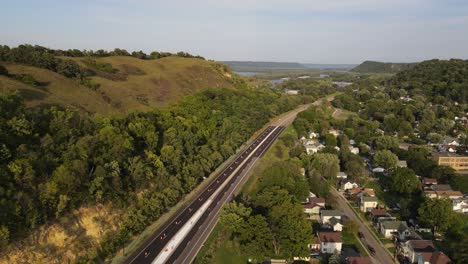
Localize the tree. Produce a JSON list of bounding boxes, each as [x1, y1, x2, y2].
[[324, 133, 337, 147], [219, 202, 252, 234], [390, 167, 420, 194], [345, 158, 368, 182], [238, 214, 273, 259], [374, 136, 399, 151], [418, 198, 454, 234], [328, 250, 341, 264], [308, 153, 340, 182], [373, 150, 398, 169]]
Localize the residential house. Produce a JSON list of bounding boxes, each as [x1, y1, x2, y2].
[[285, 89, 299, 95], [397, 160, 408, 168], [369, 208, 388, 222], [402, 240, 436, 263], [428, 252, 452, 264], [340, 180, 359, 191], [303, 197, 326, 219], [431, 185, 452, 191], [346, 256, 372, 264], [305, 143, 325, 155], [376, 217, 397, 229], [380, 221, 406, 238], [349, 146, 360, 154], [318, 231, 343, 254], [329, 129, 341, 137], [452, 199, 468, 213], [372, 167, 385, 173], [320, 210, 342, 224], [360, 196, 378, 212], [422, 178, 438, 188], [436, 190, 464, 200], [397, 222, 411, 241], [309, 131, 319, 139], [425, 185, 464, 200], [337, 171, 348, 179]]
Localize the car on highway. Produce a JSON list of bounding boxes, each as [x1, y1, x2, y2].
[[367, 244, 376, 255], [358, 231, 365, 239]]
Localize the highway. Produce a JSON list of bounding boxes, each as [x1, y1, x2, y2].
[[125, 104, 310, 264]]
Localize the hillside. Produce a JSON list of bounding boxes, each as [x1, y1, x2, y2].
[[388, 59, 468, 103], [351, 60, 416, 73], [0, 56, 233, 114]]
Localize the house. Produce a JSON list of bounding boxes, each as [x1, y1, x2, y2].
[[397, 222, 411, 241], [337, 171, 348, 179], [305, 143, 325, 154], [357, 188, 376, 198], [429, 252, 452, 264], [431, 185, 452, 192], [329, 129, 341, 137], [422, 178, 438, 188], [318, 231, 343, 254], [303, 197, 326, 218], [380, 221, 405, 238], [397, 160, 408, 168], [348, 187, 362, 196], [360, 196, 378, 212], [402, 240, 436, 263], [346, 256, 372, 264], [452, 199, 468, 213], [320, 210, 342, 224], [285, 89, 299, 95], [376, 217, 397, 229], [369, 208, 387, 222], [424, 190, 438, 199], [349, 146, 360, 154], [372, 167, 385, 173], [309, 131, 319, 139], [350, 139, 356, 145], [436, 190, 463, 200], [432, 153, 468, 172], [340, 180, 359, 191], [329, 217, 343, 231]]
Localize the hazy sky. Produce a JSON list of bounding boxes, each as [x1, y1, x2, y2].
[[1, 0, 468, 63]]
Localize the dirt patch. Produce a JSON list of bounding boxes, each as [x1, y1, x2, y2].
[[150, 77, 171, 102], [18, 88, 48, 101], [0, 204, 122, 264]]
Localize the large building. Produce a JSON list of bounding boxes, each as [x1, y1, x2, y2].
[[432, 153, 468, 172]]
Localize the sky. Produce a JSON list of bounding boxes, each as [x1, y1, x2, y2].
[[1, 0, 468, 64]]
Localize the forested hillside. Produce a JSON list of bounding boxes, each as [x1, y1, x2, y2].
[[387, 59, 468, 103], [0, 45, 233, 114], [351, 60, 415, 73], [0, 74, 306, 262]]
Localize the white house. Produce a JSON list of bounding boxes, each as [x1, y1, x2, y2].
[[372, 167, 385, 173], [305, 143, 325, 155], [285, 89, 299, 95], [309, 131, 319, 139], [329, 129, 341, 137], [349, 146, 360, 154], [320, 210, 342, 224], [337, 171, 348, 179], [402, 240, 436, 263], [318, 231, 342, 254], [380, 221, 409, 239], [397, 160, 408, 168], [360, 196, 378, 212], [303, 197, 326, 218], [453, 199, 468, 213], [340, 180, 359, 191]]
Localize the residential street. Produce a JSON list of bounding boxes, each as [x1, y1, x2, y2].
[[330, 188, 396, 264]]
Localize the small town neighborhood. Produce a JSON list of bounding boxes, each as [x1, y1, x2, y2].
[[298, 121, 467, 264]]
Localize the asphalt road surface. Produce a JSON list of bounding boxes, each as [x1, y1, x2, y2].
[[125, 103, 312, 264], [330, 188, 396, 264]]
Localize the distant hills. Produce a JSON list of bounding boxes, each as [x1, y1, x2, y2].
[[351, 60, 417, 73], [222, 61, 356, 72]]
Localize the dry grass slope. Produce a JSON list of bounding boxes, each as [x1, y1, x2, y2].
[[1, 56, 234, 114]]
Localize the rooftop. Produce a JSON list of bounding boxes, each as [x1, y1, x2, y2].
[[318, 231, 342, 243], [430, 252, 452, 264], [432, 152, 466, 158], [362, 196, 378, 202], [408, 240, 436, 252], [321, 210, 342, 217], [370, 208, 387, 217]]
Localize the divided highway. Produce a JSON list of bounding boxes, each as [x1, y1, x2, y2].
[[126, 125, 284, 264], [125, 103, 312, 264]]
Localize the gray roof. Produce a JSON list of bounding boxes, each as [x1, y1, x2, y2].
[[321, 210, 342, 217], [382, 221, 407, 231], [329, 217, 341, 225], [362, 196, 378, 202]]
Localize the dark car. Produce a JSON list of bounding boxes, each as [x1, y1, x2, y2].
[[367, 245, 376, 255], [358, 232, 365, 239]]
